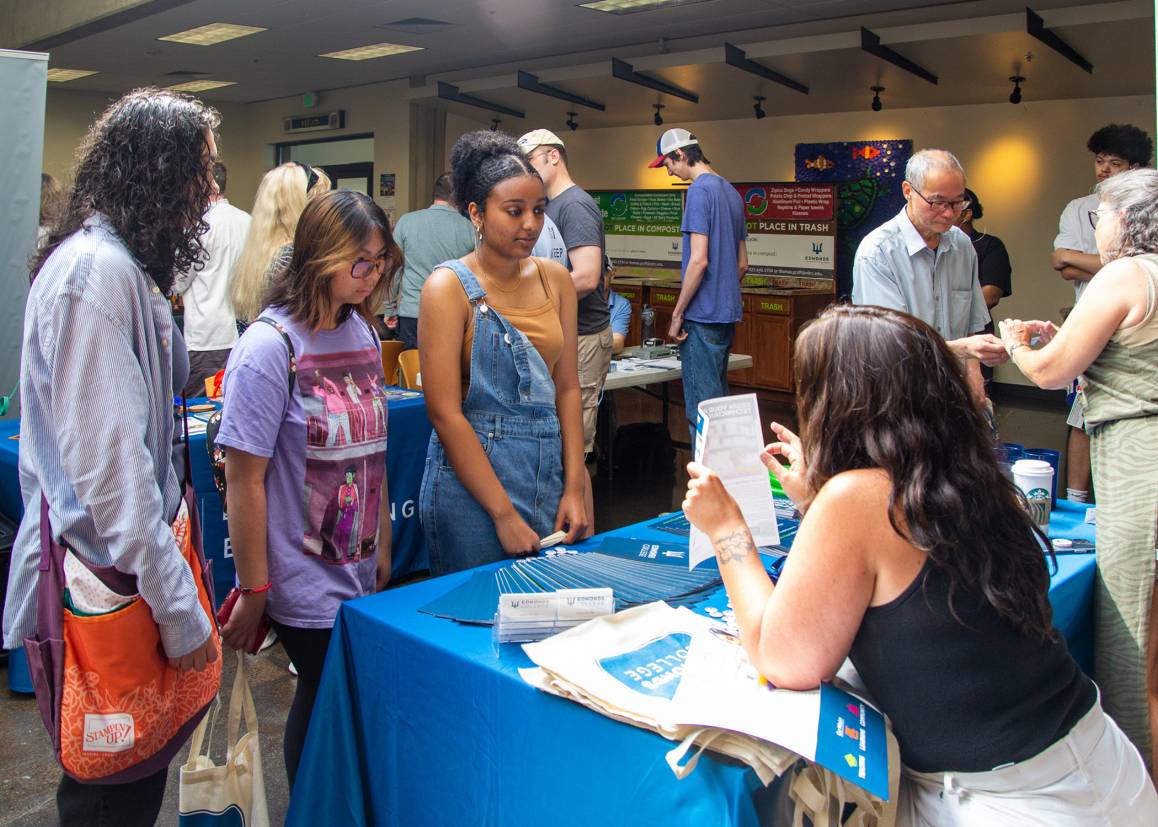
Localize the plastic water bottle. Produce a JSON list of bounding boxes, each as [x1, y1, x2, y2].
[[640, 304, 655, 344]]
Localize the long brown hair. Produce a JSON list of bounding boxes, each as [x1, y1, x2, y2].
[[264, 189, 401, 332], [32, 88, 218, 291], [794, 304, 1057, 641]]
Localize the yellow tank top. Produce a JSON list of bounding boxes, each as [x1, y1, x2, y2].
[[461, 257, 563, 378]]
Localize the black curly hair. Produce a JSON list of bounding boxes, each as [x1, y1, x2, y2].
[[449, 130, 539, 219], [1087, 123, 1153, 167], [31, 87, 220, 293]]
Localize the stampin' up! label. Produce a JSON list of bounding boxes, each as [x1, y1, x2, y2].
[[82, 713, 135, 753]]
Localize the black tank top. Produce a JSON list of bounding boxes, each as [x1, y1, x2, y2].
[[849, 557, 1096, 773]]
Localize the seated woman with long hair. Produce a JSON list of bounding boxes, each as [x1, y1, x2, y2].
[[682, 304, 1157, 825], [230, 161, 330, 325]]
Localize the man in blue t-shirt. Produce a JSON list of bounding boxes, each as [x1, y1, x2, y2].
[[648, 128, 748, 439]]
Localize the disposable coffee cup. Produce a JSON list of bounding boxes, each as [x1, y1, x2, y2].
[[1012, 458, 1054, 530]]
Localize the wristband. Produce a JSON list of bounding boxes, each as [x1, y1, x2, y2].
[[239, 581, 272, 595]]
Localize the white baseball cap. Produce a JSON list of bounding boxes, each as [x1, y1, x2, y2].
[[517, 129, 566, 153], [648, 128, 698, 168]]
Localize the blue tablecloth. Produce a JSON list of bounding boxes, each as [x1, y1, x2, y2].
[[0, 391, 433, 603], [287, 503, 1097, 826]]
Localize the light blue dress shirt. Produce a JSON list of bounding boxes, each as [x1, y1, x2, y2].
[[852, 207, 990, 341], [3, 215, 211, 657]]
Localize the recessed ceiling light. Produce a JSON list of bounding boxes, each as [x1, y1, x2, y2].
[[319, 43, 424, 61], [46, 68, 98, 82], [159, 23, 267, 46], [578, 0, 709, 14], [166, 80, 237, 93]]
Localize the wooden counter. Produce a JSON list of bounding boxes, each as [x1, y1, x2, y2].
[[610, 277, 833, 392]]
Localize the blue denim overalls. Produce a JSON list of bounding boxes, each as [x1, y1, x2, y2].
[[419, 259, 563, 576]]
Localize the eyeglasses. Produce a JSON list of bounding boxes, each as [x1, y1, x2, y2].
[[910, 185, 971, 213], [350, 255, 387, 279], [527, 147, 557, 165], [1087, 208, 1112, 229]]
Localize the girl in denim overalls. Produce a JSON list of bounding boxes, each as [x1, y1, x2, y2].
[[418, 131, 588, 575]]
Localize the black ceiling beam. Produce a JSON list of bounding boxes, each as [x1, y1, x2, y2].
[[1026, 7, 1093, 74], [436, 81, 524, 118], [517, 71, 605, 111], [723, 43, 808, 95], [610, 57, 699, 104], [860, 27, 938, 85]]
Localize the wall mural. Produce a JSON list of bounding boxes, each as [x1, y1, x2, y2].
[[794, 140, 913, 299]]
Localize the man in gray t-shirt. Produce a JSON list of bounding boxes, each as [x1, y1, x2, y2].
[[519, 128, 611, 534], [390, 172, 476, 349]]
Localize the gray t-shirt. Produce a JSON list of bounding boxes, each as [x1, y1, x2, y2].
[[394, 204, 476, 318], [545, 185, 610, 335]]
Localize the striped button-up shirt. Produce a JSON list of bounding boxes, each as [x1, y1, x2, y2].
[[2, 215, 210, 657]]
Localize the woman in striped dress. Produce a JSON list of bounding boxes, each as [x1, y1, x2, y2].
[[1000, 167, 1158, 777]]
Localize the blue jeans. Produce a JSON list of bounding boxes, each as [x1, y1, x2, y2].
[[681, 320, 735, 443]]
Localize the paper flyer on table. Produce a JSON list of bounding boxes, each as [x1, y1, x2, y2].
[[690, 393, 779, 569], [664, 631, 891, 800]]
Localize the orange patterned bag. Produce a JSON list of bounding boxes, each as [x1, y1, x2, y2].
[[25, 488, 221, 783]]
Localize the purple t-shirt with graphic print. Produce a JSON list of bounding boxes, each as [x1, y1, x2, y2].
[[215, 306, 387, 628]]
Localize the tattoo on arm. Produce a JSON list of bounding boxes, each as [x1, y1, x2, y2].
[[714, 530, 755, 564]]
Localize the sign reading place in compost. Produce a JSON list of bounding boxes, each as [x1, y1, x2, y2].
[[733, 183, 837, 288], [592, 190, 683, 272]]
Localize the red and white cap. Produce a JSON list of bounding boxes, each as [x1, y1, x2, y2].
[[648, 128, 698, 168]]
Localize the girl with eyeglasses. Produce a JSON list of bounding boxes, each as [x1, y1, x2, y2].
[[215, 189, 402, 789]]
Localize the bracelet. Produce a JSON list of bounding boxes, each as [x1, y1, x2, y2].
[[1005, 341, 1027, 356], [238, 581, 272, 595]]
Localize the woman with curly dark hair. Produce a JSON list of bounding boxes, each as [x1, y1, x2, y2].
[[1002, 167, 1158, 777], [682, 304, 1157, 824], [3, 88, 221, 825]]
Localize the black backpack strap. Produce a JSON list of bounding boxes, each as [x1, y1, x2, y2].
[[253, 316, 297, 393]]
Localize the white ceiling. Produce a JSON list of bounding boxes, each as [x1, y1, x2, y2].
[[22, 0, 1158, 126]]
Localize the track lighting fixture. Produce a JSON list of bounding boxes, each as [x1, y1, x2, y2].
[[653, 103, 665, 126], [752, 95, 766, 120], [870, 86, 884, 112], [490, 118, 501, 131], [565, 111, 578, 131], [1009, 75, 1025, 105]]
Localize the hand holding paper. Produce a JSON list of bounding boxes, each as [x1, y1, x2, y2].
[[689, 394, 779, 569]]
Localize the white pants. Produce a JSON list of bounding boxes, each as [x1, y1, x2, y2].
[[898, 699, 1158, 826]]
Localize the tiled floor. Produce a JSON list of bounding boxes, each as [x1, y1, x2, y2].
[[0, 386, 1070, 826]]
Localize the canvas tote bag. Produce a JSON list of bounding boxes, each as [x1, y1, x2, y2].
[[179, 650, 270, 826]]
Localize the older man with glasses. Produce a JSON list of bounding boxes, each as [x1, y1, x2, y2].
[[852, 149, 1007, 399]]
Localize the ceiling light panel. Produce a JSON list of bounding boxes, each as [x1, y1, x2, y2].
[[159, 23, 267, 46], [166, 80, 237, 92], [579, 0, 710, 14], [46, 69, 98, 82], [320, 43, 424, 61]]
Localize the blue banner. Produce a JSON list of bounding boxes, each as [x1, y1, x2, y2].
[[814, 683, 890, 800]]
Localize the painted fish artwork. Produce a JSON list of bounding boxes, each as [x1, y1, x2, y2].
[[795, 139, 913, 298]]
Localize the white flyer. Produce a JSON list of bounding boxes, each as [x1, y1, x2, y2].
[[690, 393, 779, 569]]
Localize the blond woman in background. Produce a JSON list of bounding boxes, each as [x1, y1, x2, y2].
[[230, 161, 330, 325]]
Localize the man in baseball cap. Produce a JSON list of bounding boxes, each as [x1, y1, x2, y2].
[[648, 127, 700, 168], [648, 128, 748, 442], [518, 127, 611, 536]]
